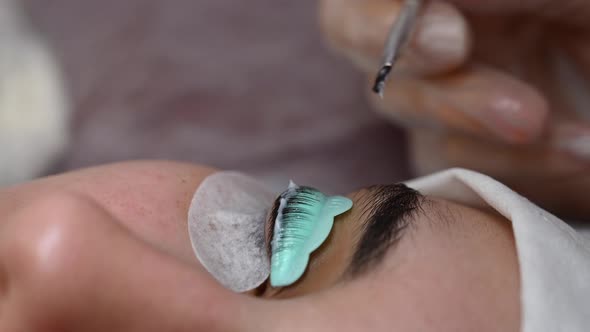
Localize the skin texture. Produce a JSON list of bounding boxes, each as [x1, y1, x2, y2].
[[0, 161, 520, 331], [319, 0, 590, 219]]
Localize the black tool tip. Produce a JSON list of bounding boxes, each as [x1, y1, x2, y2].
[[372, 65, 392, 95]]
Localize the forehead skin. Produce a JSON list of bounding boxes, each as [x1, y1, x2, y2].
[[260, 198, 521, 332]]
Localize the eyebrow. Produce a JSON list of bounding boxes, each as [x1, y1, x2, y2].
[[346, 184, 424, 277]]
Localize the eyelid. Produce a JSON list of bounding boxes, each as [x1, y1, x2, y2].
[[346, 184, 423, 277]]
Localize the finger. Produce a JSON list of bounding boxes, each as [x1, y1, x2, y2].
[[367, 65, 550, 144], [0, 161, 215, 265], [412, 128, 587, 179], [540, 41, 590, 161], [319, 0, 471, 75], [410, 129, 590, 218], [559, 39, 590, 121], [446, 0, 590, 26], [551, 121, 590, 164]]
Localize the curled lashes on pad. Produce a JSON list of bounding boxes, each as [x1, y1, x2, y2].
[[265, 183, 317, 256], [266, 182, 353, 288]]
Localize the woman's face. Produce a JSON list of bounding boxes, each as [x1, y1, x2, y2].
[[0, 162, 519, 332]]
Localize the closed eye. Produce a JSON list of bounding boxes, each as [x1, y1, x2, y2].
[[346, 184, 424, 277]]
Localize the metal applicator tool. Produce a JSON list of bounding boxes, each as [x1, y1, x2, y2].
[[372, 0, 423, 97]]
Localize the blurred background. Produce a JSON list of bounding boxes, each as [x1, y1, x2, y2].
[[1, 0, 411, 193]]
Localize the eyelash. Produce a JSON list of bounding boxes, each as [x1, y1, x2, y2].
[[265, 187, 323, 255], [273, 188, 322, 252], [347, 184, 423, 277]]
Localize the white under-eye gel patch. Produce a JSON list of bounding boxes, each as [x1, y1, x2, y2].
[[188, 172, 275, 292]]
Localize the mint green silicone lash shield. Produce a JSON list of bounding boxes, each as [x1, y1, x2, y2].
[[270, 182, 353, 287]]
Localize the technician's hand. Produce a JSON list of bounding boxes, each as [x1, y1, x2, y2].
[[320, 0, 590, 218]]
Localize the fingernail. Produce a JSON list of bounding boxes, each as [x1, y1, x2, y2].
[[480, 97, 544, 144], [557, 133, 590, 161], [414, 3, 469, 67]]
